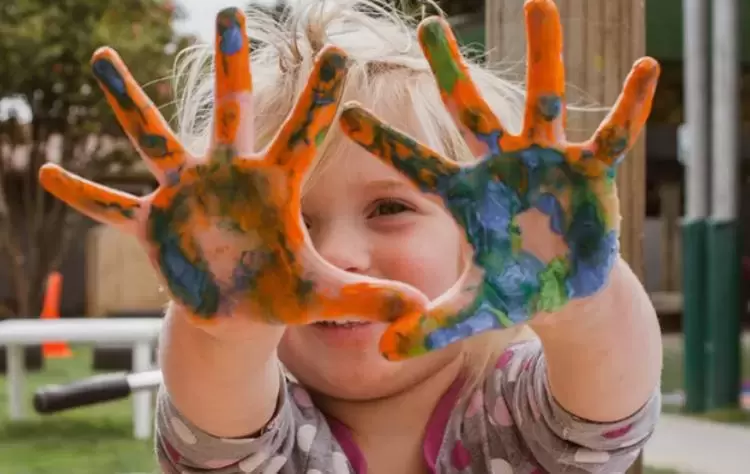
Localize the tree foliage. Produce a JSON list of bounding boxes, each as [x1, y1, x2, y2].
[[0, 0, 194, 316]]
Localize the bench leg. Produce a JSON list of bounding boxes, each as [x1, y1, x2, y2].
[[7, 344, 25, 420], [132, 342, 153, 440]]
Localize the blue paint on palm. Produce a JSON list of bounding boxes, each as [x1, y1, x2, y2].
[[148, 204, 221, 317], [534, 193, 565, 234], [490, 252, 546, 319], [160, 240, 214, 309], [420, 144, 616, 349], [437, 167, 522, 256], [426, 301, 506, 350], [564, 201, 618, 297], [345, 114, 618, 346], [424, 251, 546, 350]]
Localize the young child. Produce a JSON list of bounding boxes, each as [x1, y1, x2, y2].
[[39, 0, 663, 472]]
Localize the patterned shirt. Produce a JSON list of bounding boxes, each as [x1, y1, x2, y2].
[[155, 338, 660, 473]]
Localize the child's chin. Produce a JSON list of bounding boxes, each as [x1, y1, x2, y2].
[[310, 362, 422, 401]]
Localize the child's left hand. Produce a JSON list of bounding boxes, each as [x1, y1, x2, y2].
[[339, 0, 660, 360]]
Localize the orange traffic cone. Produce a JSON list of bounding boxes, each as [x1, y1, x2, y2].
[[42, 271, 72, 359]]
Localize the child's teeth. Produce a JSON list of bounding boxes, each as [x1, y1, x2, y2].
[[317, 320, 369, 327]]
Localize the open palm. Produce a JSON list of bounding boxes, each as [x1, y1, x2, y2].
[[340, 0, 660, 360], [39, 8, 426, 330]]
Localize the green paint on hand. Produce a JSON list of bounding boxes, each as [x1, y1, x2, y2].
[[94, 200, 136, 220], [510, 216, 523, 253], [315, 127, 329, 147], [420, 21, 464, 94], [537, 257, 569, 312], [489, 306, 514, 328]]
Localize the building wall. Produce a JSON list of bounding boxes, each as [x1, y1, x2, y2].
[[86, 225, 168, 317]]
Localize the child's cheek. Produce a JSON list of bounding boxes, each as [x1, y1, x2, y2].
[[374, 239, 460, 301]]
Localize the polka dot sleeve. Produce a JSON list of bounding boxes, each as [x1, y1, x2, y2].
[[483, 338, 661, 473], [154, 377, 355, 473], [154, 378, 294, 473]]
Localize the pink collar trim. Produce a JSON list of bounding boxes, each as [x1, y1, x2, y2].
[[325, 375, 464, 474]]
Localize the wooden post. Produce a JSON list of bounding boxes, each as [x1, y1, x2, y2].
[[485, 1, 648, 473], [659, 181, 682, 292]]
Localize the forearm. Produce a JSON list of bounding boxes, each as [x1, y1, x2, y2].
[[158, 303, 286, 438], [530, 257, 662, 422]]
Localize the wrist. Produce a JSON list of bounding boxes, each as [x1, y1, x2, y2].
[[165, 300, 285, 345]]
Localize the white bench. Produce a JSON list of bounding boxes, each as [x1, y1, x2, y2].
[[0, 318, 163, 440]]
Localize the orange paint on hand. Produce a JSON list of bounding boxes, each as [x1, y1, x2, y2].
[[38, 164, 140, 230], [341, 0, 661, 360], [90, 47, 186, 181], [213, 8, 253, 148], [38, 9, 428, 326]]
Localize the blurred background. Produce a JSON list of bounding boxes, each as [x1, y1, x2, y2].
[[0, 0, 748, 473]]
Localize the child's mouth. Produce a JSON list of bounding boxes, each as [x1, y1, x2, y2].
[[313, 320, 371, 329], [310, 319, 379, 348]]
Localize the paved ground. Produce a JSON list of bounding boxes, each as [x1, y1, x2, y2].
[[643, 413, 750, 474]]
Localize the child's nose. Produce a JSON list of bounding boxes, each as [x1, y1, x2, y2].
[[314, 225, 371, 274]]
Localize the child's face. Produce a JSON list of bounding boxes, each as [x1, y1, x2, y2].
[[278, 135, 465, 400]]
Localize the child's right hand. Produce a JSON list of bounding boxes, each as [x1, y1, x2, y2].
[[38, 8, 427, 330]]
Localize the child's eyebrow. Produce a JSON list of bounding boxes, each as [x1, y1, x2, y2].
[[360, 178, 414, 193]]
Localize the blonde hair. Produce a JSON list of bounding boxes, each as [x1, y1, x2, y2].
[[171, 0, 538, 397]]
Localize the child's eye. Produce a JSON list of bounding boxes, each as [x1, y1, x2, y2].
[[368, 199, 412, 218]]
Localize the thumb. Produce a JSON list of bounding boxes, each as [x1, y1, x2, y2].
[[379, 262, 511, 361]]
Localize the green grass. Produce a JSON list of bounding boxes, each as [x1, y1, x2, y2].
[[0, 346, 158, 474], [660, 334, 750, 426]]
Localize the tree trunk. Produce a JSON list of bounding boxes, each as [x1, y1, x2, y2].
[[484, 1, 648, 473]]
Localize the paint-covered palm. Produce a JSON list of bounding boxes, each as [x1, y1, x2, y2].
[[340, 0, 660, 360], [39, 8, 425, 327]]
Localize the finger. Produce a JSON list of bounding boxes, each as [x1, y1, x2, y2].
[[262, 46, 348, 179], [91, 47, 186, 185], [339, 104, 460, 193], [39, 164, 141, 233], [380, 300, 513, 361], [522, 0, 566, 145], [567, 58, 660, 177], [313, 253, 429, 323], [318, 281, 427, 324], [379, 256, 547, 361], [247, 263, 429, 326], [378, 264, 490, 360], [212, 7, 254, 157], [417, 17, 520, 156]]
